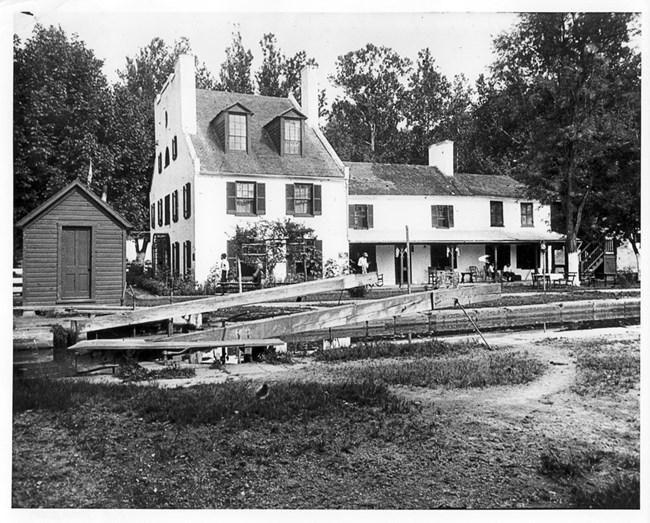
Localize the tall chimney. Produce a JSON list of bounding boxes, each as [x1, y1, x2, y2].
[[428, 141, 454, 177], [300, 65, 319, 125], [175, 54, 196, 135]]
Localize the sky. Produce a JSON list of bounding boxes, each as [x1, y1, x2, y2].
[[9, 6, 520, 98]]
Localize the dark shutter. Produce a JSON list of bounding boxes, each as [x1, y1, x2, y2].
[[313, 184, 322, 215], [151, 204, 155, 229], [226, 240, 236, 272], [158, 200, 163, 226], [448, 206, 454, 228], [172, 136, 178, 160], [256, 182, 266, 215], [286, 184, 295, 215], [226, 182, 237, 214], [367, 205, 374, 229], [186, 241, 192, 270], [431, 205, 438, 228], [158, 153, 162, 174], [348, 205, 355, 229], [172, 191, 178, 222], [185, 182, 192, 218]]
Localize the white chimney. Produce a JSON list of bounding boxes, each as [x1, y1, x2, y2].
[[175, 54, 196, 135], [428, 140, 454, 177], [300, 65, 319, 125]]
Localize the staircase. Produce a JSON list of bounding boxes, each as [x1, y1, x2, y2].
[[580, 242, 605, 274]]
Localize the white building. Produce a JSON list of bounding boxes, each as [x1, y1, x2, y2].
[[149, 56, 349, 283], [347, 141, 565, 285]]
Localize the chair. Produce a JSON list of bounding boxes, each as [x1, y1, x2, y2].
[[468, 265, 480, 283]]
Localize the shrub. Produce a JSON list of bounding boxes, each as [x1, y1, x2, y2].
[[347, 285, 369, 299], [314, 339, 479, 362]]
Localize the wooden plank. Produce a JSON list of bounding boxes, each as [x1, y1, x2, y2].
[[174, 284, 501, 342], [68, 338, 284, 354], [78, 272, 379, 334]]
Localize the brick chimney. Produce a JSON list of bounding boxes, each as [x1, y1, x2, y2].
[[428, 140, 454, 177], [300, 65, 319, 125]]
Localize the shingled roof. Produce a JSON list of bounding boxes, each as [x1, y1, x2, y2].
[[347, 162, 526, 198], [191, 90, 343, 179]]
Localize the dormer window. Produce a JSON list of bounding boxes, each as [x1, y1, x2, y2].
[[228, 113, 248, 151], [211, 103, 253, 154], [264, 108, 307, 157], [283, 118, 302, 155]]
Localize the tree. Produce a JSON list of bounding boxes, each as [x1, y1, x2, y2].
[[114, 37, 218, 263], [219, 30, 254, 94], [402, 48, 451, 164], [325, 44, 411, 162], [230, 219, 321, 282], [255, 33, 284, 97], [486, 13, 640, 277], [13, 25, 114, 261]]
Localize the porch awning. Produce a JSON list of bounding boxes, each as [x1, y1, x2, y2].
[[348, 228, 565, 244]]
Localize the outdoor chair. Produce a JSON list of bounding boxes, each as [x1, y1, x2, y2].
[[468, 265, 481, 282]]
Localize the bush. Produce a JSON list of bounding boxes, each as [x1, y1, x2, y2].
[[347, 285, 369, 298]]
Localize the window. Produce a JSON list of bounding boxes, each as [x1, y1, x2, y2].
[[157, 199, 163, 227], [349, 204, 374, 229], [295, 184, 313, 215], [165, 111, 168, 128], [183, 240, 192, 273], [150, 204, 155, 229], [172, 242, 180, 276], [228, 113, 247, 151], [172, 190, 179, 222], [157, 153, 162, 174], [172, 136, 178, 160], [164, 195, 170, 225], [286, 183, 322, 216], [605, 239, 615, 253], [490, 201, 504, 227], [165, 147, 170, 168], [183, 182, 191, 219], [152, 234, 170, 276], [226, 181, 265, 216], [521, 203, 534, 227], [431, 205, 454, 229], [284, 119, 302, 155]]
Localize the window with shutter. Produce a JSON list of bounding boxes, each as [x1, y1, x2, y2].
[[288, 183, 322, 217], [183, 182, 192, 218], [165, 148, 170, 168], [172, 242, 180, 276], [227, 181, 266, 216], [157, 200, 163, 226], [157, 153, 162, 174], [151, 204, 155, 229], [172, 190, 178, 222], [164, 194, 170, 225], [172, 136, 178, 160]]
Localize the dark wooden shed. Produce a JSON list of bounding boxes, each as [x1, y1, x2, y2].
[[16, 180, 132, 307]]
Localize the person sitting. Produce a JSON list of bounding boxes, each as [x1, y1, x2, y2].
[[502, 263, 515, 282], [484, 263, 495, 281]]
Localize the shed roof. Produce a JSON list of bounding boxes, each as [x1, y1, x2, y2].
[[191, 89, 343, 179], [16, 180, 133, 229], [346, 162, 526, 199]]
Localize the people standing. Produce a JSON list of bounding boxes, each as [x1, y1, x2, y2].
[[219, 253, 229, 294], [358, 252, 369, 274], [252, 262, 264, 289]]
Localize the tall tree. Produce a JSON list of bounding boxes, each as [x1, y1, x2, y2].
[[255, 33, 284, 97], [403, 48, 451, 164], [14, 25, 114, 261], [487, 13, 640, 276], [325, 44, 411, 162], [219, 30, 254, 94]]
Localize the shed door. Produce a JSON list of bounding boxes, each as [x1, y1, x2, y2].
[[60, 226, 91, 300]]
